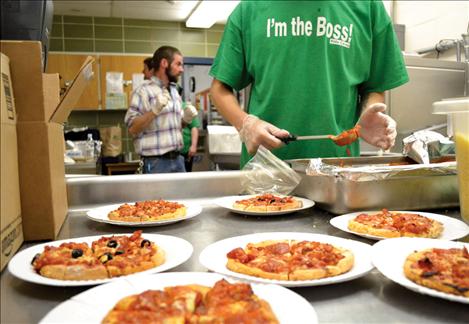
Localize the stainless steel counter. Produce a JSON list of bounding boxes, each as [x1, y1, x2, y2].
[[1, 173, 468, 323]]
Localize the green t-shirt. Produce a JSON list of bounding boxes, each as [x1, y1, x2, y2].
[[210, 0, 409, 168], [181, 105, 201, 154]]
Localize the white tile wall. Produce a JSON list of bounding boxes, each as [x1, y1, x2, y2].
[[393, 0, 469, 61]]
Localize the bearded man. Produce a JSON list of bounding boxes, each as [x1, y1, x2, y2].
[[125, 46, 197, 173]]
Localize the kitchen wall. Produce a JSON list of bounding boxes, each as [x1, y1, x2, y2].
[[394, 1, 469, 60], [50, 15, 223, 56]]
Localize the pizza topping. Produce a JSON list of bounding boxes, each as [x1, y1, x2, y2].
[[258, 259, 288, 273], [140, 239, 151, 248], [71, 249, 84, 258], [227, 248, 255, 264], [31, 253, 40, 265], [107, 240, 118, 248], [115, 250, 125, 255], [99, 253, 113, 263]]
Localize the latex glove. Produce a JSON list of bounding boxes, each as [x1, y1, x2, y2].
[[183, 102, 198, 123], [151, 88, 171, 115], [358, 103, 397, 150], [238, 114, 289, 154]]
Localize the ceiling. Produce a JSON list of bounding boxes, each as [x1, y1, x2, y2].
[[52, 0, 230, 24]]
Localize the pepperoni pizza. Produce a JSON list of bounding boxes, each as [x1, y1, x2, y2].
[[226, 239, 354, 281]]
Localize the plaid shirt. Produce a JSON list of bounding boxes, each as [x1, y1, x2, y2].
[[125, 77, 183, 156]]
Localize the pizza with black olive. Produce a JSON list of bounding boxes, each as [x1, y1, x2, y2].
[[31, 231, 165, 280], [404, 246, 469, 297]]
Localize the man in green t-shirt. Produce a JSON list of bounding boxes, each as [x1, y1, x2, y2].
[[181, 103, 200, 172], [210, 1, 409, 167]]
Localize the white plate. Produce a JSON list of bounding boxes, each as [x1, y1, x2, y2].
[[372, 237, 469, 304], [214, 195, 315, 216], [40, 272, 318, 324], [8, 233, 193, 287], [86, 202, 202, 227], [199, 232, 373, 287], [330, 210, 469, 241]]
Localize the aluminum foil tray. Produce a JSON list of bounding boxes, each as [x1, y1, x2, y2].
[[290, 155, 459, 214]]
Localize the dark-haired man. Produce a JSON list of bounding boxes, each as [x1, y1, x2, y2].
[[125, 46, 197, 173]]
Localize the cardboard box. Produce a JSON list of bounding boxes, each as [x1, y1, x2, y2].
[[0, 41, 94, 241], [1, 53, 24, 270]]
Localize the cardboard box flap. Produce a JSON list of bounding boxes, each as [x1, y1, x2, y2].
[[50, 56, 95, 124]]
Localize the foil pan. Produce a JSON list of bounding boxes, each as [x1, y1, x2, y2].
[[290, 155, 458, 214]]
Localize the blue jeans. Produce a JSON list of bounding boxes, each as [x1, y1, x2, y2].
[[143, 155, 186, 174]]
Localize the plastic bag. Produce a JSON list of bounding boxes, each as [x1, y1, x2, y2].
[[241, 146, 302, 195]]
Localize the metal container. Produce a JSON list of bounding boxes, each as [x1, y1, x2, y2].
[[290, 156, 459, 214]]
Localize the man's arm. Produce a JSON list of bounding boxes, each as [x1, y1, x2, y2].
[[210, 79, 288, 154], [128, 111, 157, 137], [209, 79, 247, 130], [360, 92, 385, 111], [188, 127, 199, 157]]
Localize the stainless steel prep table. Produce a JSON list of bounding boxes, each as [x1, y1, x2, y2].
[[1, 173, 468, 323]]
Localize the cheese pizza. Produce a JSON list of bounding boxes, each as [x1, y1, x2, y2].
[[404, 246, 469, 297], [226, 239, 354, 281], [348, 209, 443, 238], [31, 231, 165, 281], [233, 194, 303, 212], [108, 199, 186, 222], [102, 279, 279, 324]]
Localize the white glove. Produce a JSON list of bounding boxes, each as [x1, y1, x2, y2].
[[151, 88, 171, 115], [182, 102, 198, 123], [358, 103, 397, 150], [238, 114, 289, 155]]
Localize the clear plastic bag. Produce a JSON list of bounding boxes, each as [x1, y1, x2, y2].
[[241, 146, 302, 195]]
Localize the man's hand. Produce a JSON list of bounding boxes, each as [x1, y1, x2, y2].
[[358, 103, 397, 150], [188, 144, 197, 158], [239, 115, 289, 154], [183, 102, 198, 123], [151, 88, 171, 115]]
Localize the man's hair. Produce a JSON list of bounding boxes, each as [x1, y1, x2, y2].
[[143, 57, 153, 69], [152, 46, 181, 69]]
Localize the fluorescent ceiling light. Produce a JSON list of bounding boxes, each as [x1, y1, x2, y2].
[[186, 1, 239, 28]]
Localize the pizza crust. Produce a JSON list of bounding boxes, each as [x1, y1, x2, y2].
[[226, 258, 289, 281], [348, 219, 400, 238]]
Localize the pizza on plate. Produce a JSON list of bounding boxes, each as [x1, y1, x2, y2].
[[348, 209, 443, 238], [404, 246, 469, 297], [31, 230, 165, 280], [226, 239, 354, 281], [102, 279, 279, 324], [233, 194, 303, 212], [108, 199, 186, 222]]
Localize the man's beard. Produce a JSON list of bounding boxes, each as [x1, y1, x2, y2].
[[166, 66, 178, 83]]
